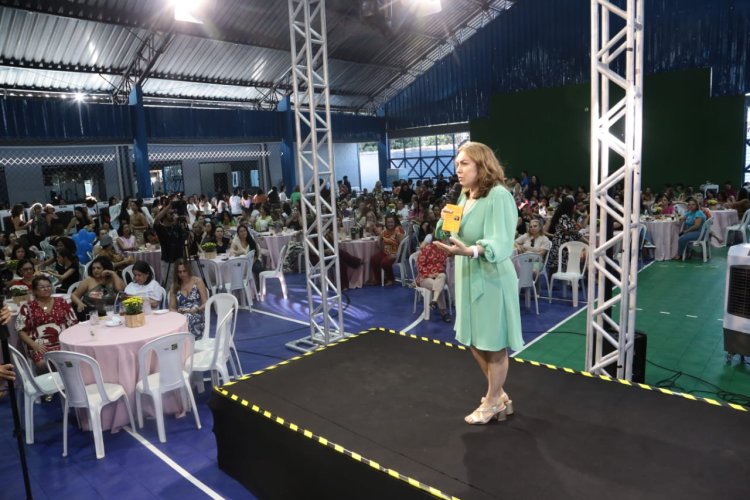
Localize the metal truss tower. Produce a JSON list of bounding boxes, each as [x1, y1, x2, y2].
[[286, 0, 345, 353], [586, 0, 644, 380]]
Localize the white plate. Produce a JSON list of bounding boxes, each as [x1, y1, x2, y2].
[[105, 320, 122, 327], [153, 309, 169, 315]]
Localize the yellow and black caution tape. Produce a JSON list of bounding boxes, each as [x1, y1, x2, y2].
[[216, 327, 747, 500]]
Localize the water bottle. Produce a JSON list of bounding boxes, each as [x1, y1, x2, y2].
[[141, 295, 152, 315]]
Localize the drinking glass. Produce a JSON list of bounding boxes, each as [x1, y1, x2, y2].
[[89, 311, 99, 325]]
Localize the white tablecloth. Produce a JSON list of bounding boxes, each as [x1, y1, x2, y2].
[[709, 209, 739, 247], [256, 231, 301, 269], [643, 219, 680, 261], [339, 238, 380, 289]]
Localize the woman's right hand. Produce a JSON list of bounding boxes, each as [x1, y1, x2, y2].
[[32, 343, 48, 355], [76, 302, 85, 312], [440, 206, 454, 220]]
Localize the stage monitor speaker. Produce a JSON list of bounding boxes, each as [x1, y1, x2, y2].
[[601, 330, 647, 383]]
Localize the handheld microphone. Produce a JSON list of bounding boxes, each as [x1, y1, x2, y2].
[[448, 183, 463, 205]]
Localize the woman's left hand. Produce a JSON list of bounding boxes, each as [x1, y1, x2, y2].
[[433, 237, 471, 257]]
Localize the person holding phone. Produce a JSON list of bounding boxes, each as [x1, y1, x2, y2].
[[434, 141, 523, 425]]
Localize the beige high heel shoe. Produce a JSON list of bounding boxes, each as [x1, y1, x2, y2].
[[481, 394, 514, 415], [465, 403, 507, 425]]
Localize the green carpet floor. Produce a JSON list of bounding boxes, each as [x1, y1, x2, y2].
[[515, 247, 750, 406]]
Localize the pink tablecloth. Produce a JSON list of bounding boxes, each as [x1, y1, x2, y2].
[[125, 249, 162, 281], [709, 209, 739, 247], [256, 231, 300, 269], [643, 219, 680, 261], [339, 238, 380, 289], [60, 312, 188, 431]]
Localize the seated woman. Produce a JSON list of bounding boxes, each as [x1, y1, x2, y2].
[[97, 235, 134, 271], [416, 236, 451, 322], [229, 224, 256, 257], [545, 196, 586, 271], [66, 206, 95, 234], [212, 226, 231, 254], [514, 219, 552, 265], [220, 211, 235, 228], [16, 276, 78, 372], [143, 228, 160, 248], [10, 244, 39, 268], [676, 197, 706, 260], [254, 204, 273, 232], [124, 260, 163, 310], [369, 215, 405, 286], [115, 222, 137, 254], [169, 259, 208, 339], [10, 258, 36, 288], [71, 256, 126, 320], [47, 248, 80, 293]]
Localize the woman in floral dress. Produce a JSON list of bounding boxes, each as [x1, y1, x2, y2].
[[16, 276, 78, 371], [169, 259, 208, 339]]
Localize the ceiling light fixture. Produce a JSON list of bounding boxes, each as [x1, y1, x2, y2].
[[74, 92, 85, 102], [402, 0, 442, 17], [173, 0, 205, 24]]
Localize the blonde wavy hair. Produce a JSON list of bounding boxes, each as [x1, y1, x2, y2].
[[456, 141, 505, 199]]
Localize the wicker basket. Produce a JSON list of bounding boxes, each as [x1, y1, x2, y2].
[[124, 313, 145, 328]]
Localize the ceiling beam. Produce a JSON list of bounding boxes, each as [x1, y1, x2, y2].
[[0, 58, 369, 98], [0, 2, 406, 74]]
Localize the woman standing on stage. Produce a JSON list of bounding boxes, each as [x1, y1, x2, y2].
[[434, 142, 523, 425]]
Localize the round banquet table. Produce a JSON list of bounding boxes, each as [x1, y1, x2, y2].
[[642, 219, 680, 261], [708, 209, 739, 247], [339, 237, 380, 289], [256, 230, 301, 269], [125, 248, 162, 281], [59, 311, 188, 431]]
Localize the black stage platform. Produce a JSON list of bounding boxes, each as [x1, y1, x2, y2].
[[210, 328, 750, 500]]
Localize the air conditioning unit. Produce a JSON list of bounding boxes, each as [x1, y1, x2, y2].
[[723, 244, 750, 362]]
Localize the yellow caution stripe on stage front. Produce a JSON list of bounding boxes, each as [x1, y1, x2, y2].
[[511, 357, 749, 413], [214, 383, 459, 500]]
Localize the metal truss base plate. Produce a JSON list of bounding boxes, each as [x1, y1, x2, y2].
[[286, 331, 348, 354]]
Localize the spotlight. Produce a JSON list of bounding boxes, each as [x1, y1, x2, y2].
[[173, 0, 205, 24], [402, 0, 442, 16], [74, 92, 84, 102]]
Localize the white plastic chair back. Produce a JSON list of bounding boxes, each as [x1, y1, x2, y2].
[[202, 293, 239, 343], [122, 264, 135, 284], [67, 281, 81, 294], [138, 332, 194, 395], [557, 241, 588, 275], [516, 252, 541, 289], [46, 351, 109, 410], [408, 251, 419, 281], [225, 258, 249, 292], [195, 259, 222, 292], [158, 285, 168, 309], [697, 217, 713, 242], [274, 244, 288, 274], [10, 345, 49, 397]]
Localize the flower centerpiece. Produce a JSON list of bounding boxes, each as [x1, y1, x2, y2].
[[5, 259, 18, 272], [201, 242, 217, 259], [9, 284, 29, 304], [121, 296, 145, 328]]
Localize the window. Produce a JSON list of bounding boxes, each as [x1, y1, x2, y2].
[[150, 162, 184, 195], [389, 132, 470, 180], [42, 163, 106, 203]]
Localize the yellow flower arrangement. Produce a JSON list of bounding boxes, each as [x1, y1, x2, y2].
[[122, 296, 144, 315]]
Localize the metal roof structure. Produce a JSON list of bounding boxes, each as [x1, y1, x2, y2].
[[0, 0, 518, 113]]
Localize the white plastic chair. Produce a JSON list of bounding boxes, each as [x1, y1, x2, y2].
[[195, 293, 242, 379], [223, 257, 254, 309], [45, 351, 136, 459], [639, 224, 656, 262], [514, 252, 542, 314], [135, 332, 201, 443], [725, 209, 750, 245], [548, 241, 588, 307], [259, 244, 288, 300], [408, 251, 452, 319], [67, 281, 81, 294], [121, 264, 135, 284], [193, 259, 222, 295], [381, 237, 411, 286], [158, 285, 168, 309], [189, 309, 234, 389], [682, 217, 713, 262], [9, 345, 62, 444]]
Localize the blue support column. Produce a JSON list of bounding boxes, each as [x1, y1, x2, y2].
[[278, 96, 296, 195], [377, 109, 389, 187], [129, 85, 153, 198]]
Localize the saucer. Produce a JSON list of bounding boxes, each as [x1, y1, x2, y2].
[[105, 320, 122, 327], [153, 309, 169, 315]]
